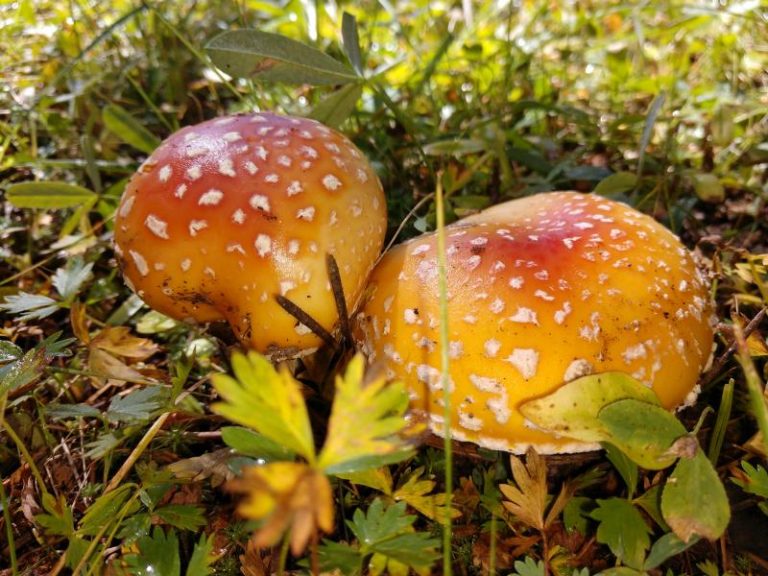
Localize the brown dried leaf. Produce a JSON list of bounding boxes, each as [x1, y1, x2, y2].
[[166, 448, 236, 488], [499, 448, 548, 530], [227, 462, 334, 556], [69, 300, 90, 343], [88, 347, 151, 383], [91, 326, 159, 359]]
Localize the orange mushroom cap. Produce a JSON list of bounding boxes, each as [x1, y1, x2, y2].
[[114, 112, 386, 357], [353, 191, 715, 454]]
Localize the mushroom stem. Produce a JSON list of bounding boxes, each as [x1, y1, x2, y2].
[[275, 294, 338, 350], [326, 253, 353, 349]]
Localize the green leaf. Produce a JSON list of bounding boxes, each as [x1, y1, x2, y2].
[[424, 138, 487, 157], [309, 83, 363, 128], [0, 292, 60, 321], [85, 432, 122, 459], [598, 399, 688, 470], [52, 258, 94, 300], [212, 351, 316, 463], [591, 498, 651, 570], [605, 444, 639, 497], [347, 499, 440, 572], [78, 484, 138, 536], [36, 493, 75, 537], [512, 557, 546, 576], [733, 460, 768, 499], [519, 372, 660, 444], [46, 403, 102, 421], [392, 467, 461, 525], [341, 12, 364, 74], [0, 341, 22, 363], [594, 171, 638, 197], [153, 504, 207, 531], [124, 527, 181, 576], [318, 539, 364, 575], [644, 532, 697, 570], [690, 172, 725, 203], [186, 533, 216, 576], [5, 181, 97, 209], [102, 104, 161, 154], [661, 450, 730, 542], [318, 354, 414, 474], [221, 426, 295, 461], [0, 347, 47, 394], [107, 386, 169, 423], [563, 496, 592, 534], [206, 30, 359, 85], [637, 92, 666, 176]]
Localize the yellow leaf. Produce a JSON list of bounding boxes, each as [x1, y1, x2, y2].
[[227, 462, 334, 556], [317, 354, 414, 474], [393, 467, 461, 525]]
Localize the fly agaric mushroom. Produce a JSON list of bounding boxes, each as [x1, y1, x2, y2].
[[353, 191, 715, 453], [114, 112, 386, 358]]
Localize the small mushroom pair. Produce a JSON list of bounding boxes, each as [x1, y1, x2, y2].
[[115, 112, 715, 453]]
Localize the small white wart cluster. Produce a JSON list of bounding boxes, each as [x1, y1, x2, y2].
[[354, 191, 715, 454], [114, 112, 387, 355]]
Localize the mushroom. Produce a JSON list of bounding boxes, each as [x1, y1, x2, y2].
[[114, 112, 386, 358], [353, 191, 715, 453]]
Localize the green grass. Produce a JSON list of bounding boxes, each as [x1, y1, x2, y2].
[[1, 0, 767, 574]]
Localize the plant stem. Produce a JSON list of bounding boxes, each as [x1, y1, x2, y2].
[[435, 175, 453, 576], [104, 411, 170, 494], [732, 314, 768, 456], [0, 471, 18, 575]]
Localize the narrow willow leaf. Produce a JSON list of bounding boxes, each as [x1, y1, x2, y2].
[[519, 372, 659, 444], [598, 399, 688, 470], [103, 104, 161, 154], [594, 171, 637, 197], [309, 83, 363, 128], [341, 12, 364, 74], [206, 30, 358, 85], [6, 182, 97, 209], [661, 450, 730, 542]]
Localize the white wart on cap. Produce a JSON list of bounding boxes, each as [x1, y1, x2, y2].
[[353, 191, 715, 453], [114, 112, 386, 357]]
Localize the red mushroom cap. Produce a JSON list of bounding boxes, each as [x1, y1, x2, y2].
[[114, 112, 386, 357]]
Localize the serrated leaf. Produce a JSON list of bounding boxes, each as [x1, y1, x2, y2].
[[499, 448, 549, 530], [221, 426, 295, 462], [309, 83, 363, 128], [153, 504, 207, 531], [318, 355, 414, 474], [661, 450, 730, 542], [598, 399, 687, 470], [103, 104, 161, 154], [0, 292, 60, 321], [52, 258, 93, 301], [733, 460, 768, 498], [206, 30, 358, 85], [519, 372, 660, 444], [85, 432, 121, 459], [0, 341, 22, 363], [212, 351, 316, 463], [318, 539, 365, 575], [186, 533, 216, 576], [393, 467, 460, 525], [512, 557, 546, 576], [78, 484, 138, 536], [46, 403, 102, 420], [124, 527, 181, 576], [227, 461, 334, 555], [5, 181, 97, 208], [347, 499, 439, 572], [36, 494, 74, 537], [336, 466, 393, 494], [590, 498, 651, 570], [594, 171, 638, 196], [107, 386, 168, 423]]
